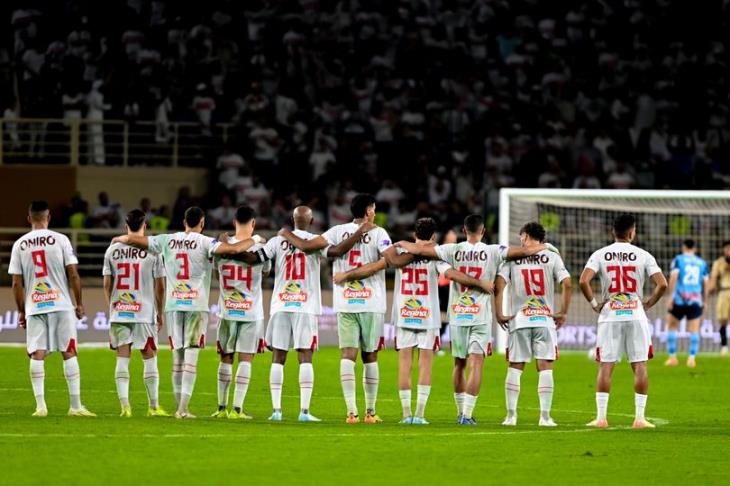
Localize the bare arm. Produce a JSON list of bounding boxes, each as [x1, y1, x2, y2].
[[327, 222, 376, 257], [382, 246, 415, 269], [666, 271, 678, 309], [111, 234, 149, 249], [643, 272, 668, 310], [443, 268, 493, 294], [278, 229, 328, 252], [494, 275, 511, 328], [396, 241, 439, 258], [11, 275, 26, 329], [103, 275, 113, 308], [579, 268, 604, 313], [553, 277, 572, 328], [334, 258, 388, 284], [225, 250, 265, 264], [214, 238, 257, 256], [505, 243, 546, 260], [154, 277, 165, 331], [66, 264, 84, 319], [707, 264, 718, 294]]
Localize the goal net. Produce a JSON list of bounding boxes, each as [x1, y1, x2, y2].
[[497, 189, 730, 353]]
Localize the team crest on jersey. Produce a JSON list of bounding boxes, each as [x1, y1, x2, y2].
[[113, 292, 142, 316], [452, 295, 481, 320], [343, 280, 372, 303], [521, 296, 550, 321], [400, 298, 430, 322], [279, 281, 308, 308], [172, 282, 199, 305], [31, 281, 58, 308], [224, 289, 253, 315], [608, 292, 637, 315]]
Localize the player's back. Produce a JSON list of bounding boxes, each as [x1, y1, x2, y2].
[[500, 250, 569, 330], [104, 242, 162, 323], [9, 229, 77, 316], [392, 256, 448, 330], [586, 242, 662, 322], [216, 240, 269, 321], [671, 253, 708, 306]]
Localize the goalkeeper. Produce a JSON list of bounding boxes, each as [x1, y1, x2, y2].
[[708, 241, 730, 355]]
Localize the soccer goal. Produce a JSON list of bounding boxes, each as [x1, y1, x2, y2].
[[496, 188, 730, 353]]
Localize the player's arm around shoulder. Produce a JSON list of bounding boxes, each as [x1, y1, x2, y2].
[[112, 233, 150, 250], [396, 240, 441, 259], [278, 227, 329, 253], [494, 274, 512, 329], [327, 222, 377, 257], [443, 264, 494, 294], [504, 242, 548, 261], [333, 258, 388, 285], [382, 245, 416, 269]]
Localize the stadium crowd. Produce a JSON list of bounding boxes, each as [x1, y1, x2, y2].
[[6, 0, 730, 236]]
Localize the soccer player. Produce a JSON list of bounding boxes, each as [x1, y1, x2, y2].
[[9, 201, 95, 417], [210, 206, 270, 420], [104, 209, 168, 417], [664, 240, 709, 368], [579, 214, 667, 429], [495, 222, 571, 427], [112, 206, 257, 419], [277, 194, 389, 424], [396, 214, 550, 425], [336, 217, 494, 424], [708, 241, 730, 355]]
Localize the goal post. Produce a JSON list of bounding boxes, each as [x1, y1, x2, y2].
[[496, 188, 730, 354]]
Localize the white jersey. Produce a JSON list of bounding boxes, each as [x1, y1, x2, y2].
[[323, 222, 392, 313], [147, 232, 221, 312], [103, 243, 164, 323], [392, 253, 450, 330], [8, 229, 78, 316], [216, 240, 270, 322], [498, 250, 570, 330], [584, 242, 662, 323], [258, 230, 326, 316], [436, 242, 508, 327]]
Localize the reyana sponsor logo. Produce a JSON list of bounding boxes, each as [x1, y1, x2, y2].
[[113, 292, 141, 313], [343, 280, 372, 301], [279, 282, 308, 304], [400, 298, 430, 319], [452, 295, 480, 315], [224, 290, 253, 311], [521, 296, 551, 319], [172, 282, 199, 301], [31, 281, 59, 306], [608, 292, 638, 315]]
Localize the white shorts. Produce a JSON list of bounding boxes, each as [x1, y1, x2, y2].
[[109, 322, 157, 351], [26, 311, 78, 355], [166, 311, 208, 350], [595, 320, 654, 363], [217, 319, 265, 355], [266, 313, 318, 351], [507, 327, 558, 363], [450, 325, 492, 359], [395, 327, 441, 351]]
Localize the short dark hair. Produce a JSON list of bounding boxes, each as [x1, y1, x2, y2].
[[350, 194, 376, 218], [415, 217, 437, 241], [613, 214, 636, 238], [184, 206, 205, 227], [125, 209, 146, 232], [683, 239, 696, 249], [723, 240, 730, 248], [235, 205, 255, 224], [464, 214, 484, 234], [519, 222, 546, 242], [29, 200, 49, 214]]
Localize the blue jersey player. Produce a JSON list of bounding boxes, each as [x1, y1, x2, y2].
[[665, 240, 709, 368]]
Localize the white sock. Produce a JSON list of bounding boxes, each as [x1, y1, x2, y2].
[[635, 393, 647, 421], [172, 349, 184, 405], [115, 357, 131, 408], [340, 359, 357, 415], [363, 362, 379, 414], [233, 361, 251, 410], [415, 385, 431, 418], [270, 363, 284, 411], [217, 362, 233, 408], [454, 392, 465, 415], [399, 389, 412, 417], [463, 394, 478, 419], [505, 368, 522, 416], [143, 356, 159, 408], [63, 356, 82, 410], [178, 348, 199, 412], [538, 370, 554, 419], [596, 392, 610, 420], [30, 359, 46, 410], [299, 363, 314, 412]]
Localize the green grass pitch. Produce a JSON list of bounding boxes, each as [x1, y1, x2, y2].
[[1, 346, 728, 485]]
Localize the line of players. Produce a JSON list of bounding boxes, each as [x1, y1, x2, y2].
[[11, 196, 684, 428]]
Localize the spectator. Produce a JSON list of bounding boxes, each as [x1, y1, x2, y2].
[[217, 147, 246, 189], [208, 193, 236, 229], [86, 80, 110, 164], [89, 191, 123, 228]]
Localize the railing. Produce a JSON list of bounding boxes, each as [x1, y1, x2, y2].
[[0, 118, 235, 167]]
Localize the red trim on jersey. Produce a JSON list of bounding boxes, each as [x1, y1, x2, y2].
[[393, 337, 398, 351], [65, 338, 76, 354], [648, 344, 654, 360], [377, 336, 385, 351], [487, 342, 493, 356], [199, 334, 205, 348], [595, 347, 601, 363], [257, 339, 266, 354], [505, 348, 509, 362], [168, 336, 174, 350], [433, 336, 441, 352], [143, 337, 157, 353], [310, 335, 318, 352]]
